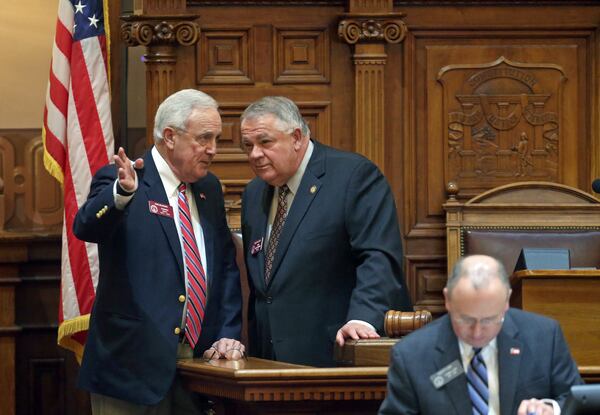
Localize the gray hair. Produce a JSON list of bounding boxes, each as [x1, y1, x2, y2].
[[446, 255, 510, 297], [241, 96, 310, 137], [153, 89, 218, 142]]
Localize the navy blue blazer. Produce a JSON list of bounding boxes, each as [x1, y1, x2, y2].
[[379, 308, 583, 415], [241, 140, 411, 367], [74, 151, 242, 405]]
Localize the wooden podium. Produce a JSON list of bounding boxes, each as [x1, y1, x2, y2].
[[177, 357, 388, 415], [511, 269, 600, 382]]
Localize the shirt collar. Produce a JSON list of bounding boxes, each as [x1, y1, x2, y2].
[[458, 337, 497, 361], [151, 146, 181, 197], [284, 140, 314, 195]]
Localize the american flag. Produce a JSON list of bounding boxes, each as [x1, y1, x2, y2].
[[43, 0, 114, 360]]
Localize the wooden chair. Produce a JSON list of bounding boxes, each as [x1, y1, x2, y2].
[[443, 181, 600, 274]]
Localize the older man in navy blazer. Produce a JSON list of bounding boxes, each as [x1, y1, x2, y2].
[[379, 255, 583, 415], [74, 89, 244, 414], [240, 96, 411, 367]]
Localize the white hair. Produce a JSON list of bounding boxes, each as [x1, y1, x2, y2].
[[241, 96, 310, 137], [153, 89, 218, 143]]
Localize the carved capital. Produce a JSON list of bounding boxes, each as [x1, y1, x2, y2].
[[338, 14, 407, 45], [121, 15, 200, 47]]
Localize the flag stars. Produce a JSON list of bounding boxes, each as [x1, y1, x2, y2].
[[88, 14, 99, 28], [74, 1, 86, 14]]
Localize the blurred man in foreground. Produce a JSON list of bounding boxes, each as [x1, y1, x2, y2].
[[379, 254, 583, 415]]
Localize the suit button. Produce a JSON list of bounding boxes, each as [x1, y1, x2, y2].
[[178, 295, 185, 303], [266, 296, 273, 304], [174, 327, 181, 335]]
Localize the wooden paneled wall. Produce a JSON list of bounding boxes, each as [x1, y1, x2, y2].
[[123, 0, 599, 315], [1, 1, 599, 414]]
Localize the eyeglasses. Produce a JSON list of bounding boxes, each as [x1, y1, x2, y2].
[[170, 127, 217, 147], [451, 313, 505, 327]]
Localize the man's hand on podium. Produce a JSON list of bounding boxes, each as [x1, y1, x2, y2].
[[202, 338, 246, 361], [336, 321, 380, 347]]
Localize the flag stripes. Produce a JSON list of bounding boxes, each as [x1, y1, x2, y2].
[[44, 0, 114, 359]]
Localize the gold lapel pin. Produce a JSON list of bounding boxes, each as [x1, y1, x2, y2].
[[310, 185, 317, 194]]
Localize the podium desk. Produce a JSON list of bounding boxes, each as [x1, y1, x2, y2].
[[177, 357, 387, 415], [511, 269, 600, 371]]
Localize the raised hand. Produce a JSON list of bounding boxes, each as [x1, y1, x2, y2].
[[113, 147, 144, 193]]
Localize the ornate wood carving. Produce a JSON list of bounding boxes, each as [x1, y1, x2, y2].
[[198, 29, 254, 85], [0, 135, 15, 230], [121, 15, 200, 146], [438, 56, 566, 194], [273, 27, 330, 84], [338, 10, 407, 171], [25, 137, 63, 226], [338, 16, 407, 45], [0, 132, 62, 231]]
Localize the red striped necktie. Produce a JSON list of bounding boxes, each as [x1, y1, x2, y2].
[[177, 182, 207, 349]]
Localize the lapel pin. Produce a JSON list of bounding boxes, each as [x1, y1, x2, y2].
[[199, 193, 206, 200], [310, 185, 317, 194], [251, 238, 263, 255], [510, 347, 521, 355]]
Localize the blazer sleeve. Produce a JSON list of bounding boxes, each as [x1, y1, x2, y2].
[[344, 159, 411, 330], [73, 164, 126, 243]]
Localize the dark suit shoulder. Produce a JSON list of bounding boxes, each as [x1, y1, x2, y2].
[[314, 140, 377, 169], [195, 171, 223, 191], [392, 314, 449, 353], [506, 307, 559, 330]]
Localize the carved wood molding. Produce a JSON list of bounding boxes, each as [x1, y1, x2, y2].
[[338, 14, 407, 45], [121, 15, 200, 47], [121, 14, 201, 146]]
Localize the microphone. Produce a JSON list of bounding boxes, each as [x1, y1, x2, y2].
[[593, 179, 600, 194]]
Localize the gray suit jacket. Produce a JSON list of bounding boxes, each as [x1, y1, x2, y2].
[[379, 308, 583, 415]]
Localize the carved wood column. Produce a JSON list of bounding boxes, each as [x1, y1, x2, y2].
[[338, 0, 407, 171], [121, 13, 199, 147]]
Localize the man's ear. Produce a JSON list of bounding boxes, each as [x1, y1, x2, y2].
[[505, 288, 512, 311], [291, 128, 303, 150], [163, 127, 176, 149], [443, 287, 451, 311]]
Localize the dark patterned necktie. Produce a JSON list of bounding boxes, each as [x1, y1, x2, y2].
[[177, 183, 207, 348], [264, 185, 290, 284], [467, 347, 489, 415]]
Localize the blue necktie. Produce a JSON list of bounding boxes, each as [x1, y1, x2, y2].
[[467, 348, 489, 415]]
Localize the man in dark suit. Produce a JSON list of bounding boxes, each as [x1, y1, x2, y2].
[[379, 254, 583, 415], [74, 89, 244, 414], [240, 96, 411, 367]]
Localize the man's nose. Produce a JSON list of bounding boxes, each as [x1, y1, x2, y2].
[[249, 145, 263, 159], [205, 140, 217, 155]]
